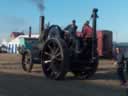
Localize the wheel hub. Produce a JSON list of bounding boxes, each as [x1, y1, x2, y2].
[[51, 55, 56, 60]]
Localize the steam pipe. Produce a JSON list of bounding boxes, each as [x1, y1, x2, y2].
[[92, 8, 98, 60], [29, 26, 32, 38]]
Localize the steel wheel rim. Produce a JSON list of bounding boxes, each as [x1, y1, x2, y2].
[[42, 39, 64, 79], [24, 53, 31, 70]]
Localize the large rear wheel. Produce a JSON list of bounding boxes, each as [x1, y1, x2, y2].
[[41, 38, 69, 80]]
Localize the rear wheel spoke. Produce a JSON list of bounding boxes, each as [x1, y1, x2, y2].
[[44, 60, 52, 64], [48, 45, 53, 52], [54, 48, 60, 54], [52, 41, 57, 50], [44, 52, 51, 57], [56, 52, 61, 57], [55, 57, 63, 61]]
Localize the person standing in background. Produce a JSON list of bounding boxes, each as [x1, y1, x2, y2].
[[123, 49, 128, 74], [115, 47, 128, 88]]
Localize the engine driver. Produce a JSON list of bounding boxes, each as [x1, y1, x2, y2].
[[64, 20, 82, 53]]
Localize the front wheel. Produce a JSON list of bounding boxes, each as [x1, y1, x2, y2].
[[21, 51, 33, 72]]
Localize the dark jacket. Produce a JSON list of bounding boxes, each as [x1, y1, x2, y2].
[[64, 24, 77, 36], [116, 52, 124, 64], [113, 48, 124, 64], [123, 51, 128, 60]]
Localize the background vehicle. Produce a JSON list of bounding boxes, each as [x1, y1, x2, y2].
[[18, 38, 41, 72], [0, 45, 8, 53]]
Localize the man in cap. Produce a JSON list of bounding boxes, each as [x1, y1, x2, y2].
[[64, 20, 81, 53], [64, 20, 78, 37]]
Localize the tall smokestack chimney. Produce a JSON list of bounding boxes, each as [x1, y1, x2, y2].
[[29, 26, 32, 38], [92, 8, 98, 60], [39, 16, 45, 41]]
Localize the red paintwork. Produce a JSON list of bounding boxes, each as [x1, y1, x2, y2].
[[97, 31, 103, 56], [76, 30, 112, 57]]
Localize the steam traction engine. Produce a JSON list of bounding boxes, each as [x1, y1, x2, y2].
[[21, 8, 99, 80]]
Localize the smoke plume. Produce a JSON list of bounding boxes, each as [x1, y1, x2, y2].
[[31, 0, 45, 15]]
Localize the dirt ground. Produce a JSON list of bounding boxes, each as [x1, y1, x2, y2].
[[0, 53, 127, 96]]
